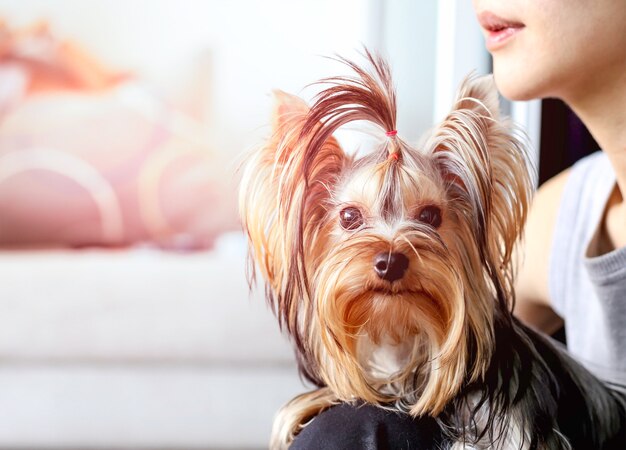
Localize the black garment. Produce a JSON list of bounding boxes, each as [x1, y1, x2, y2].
[[290, 403, 443, 450]]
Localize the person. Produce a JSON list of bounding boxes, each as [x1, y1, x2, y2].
[[477, 0, 626, 389], [290, 0, 626, 447]]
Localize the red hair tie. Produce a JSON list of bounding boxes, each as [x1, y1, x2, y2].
[[386, 130, 398, 137]]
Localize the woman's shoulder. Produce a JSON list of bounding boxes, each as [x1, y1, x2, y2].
[[533, 151, 610, 213], [515, 151, 612, 324], [515, 166, 571, 312]]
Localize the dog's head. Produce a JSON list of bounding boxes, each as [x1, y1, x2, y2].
[[240, 51, 532, 415]]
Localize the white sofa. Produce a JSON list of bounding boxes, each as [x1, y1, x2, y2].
[[0, 233, 307, 449]]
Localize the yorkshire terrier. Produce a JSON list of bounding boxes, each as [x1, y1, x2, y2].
[[240, 51, 625, 449]]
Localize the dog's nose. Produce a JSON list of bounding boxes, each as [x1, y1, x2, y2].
[[373, 252, 409, 282]]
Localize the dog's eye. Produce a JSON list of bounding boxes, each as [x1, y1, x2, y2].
[[417, 205, 442, 228], [339, 207, 364, 230]]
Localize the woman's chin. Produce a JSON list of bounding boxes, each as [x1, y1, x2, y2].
[[492, 63, 552, 102]]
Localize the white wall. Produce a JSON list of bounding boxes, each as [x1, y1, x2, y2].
[[0, 0, 371, 156], [433, 0, 490, 123], [0, 0, 442, 156], [380, 0, 439, 143]]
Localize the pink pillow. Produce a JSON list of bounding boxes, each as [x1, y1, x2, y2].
[[0, 77, 238, 250]]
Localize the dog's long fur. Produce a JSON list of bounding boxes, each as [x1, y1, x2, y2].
[[240, 50, 626, 449]]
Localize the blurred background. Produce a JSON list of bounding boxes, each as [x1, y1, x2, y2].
[[0, 0, 594, 449]]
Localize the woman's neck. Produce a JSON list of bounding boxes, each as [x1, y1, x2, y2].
[[566, 69, 626, 195], [566, 69, 626, 250], [564, 67, 626, 251]]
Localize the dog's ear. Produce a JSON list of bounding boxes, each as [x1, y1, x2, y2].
[[240, 90, 346, 385], [428, 74, 533, 304], [271, 89, 309, 131], [454, 75, 501, 121]]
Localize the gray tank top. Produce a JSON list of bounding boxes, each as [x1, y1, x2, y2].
[[549, 151, 626, 387]]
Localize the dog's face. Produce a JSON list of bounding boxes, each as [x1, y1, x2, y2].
[[321, 154, 454, 347], [240, 53, 532, 416], [315, 147, 467, 392]]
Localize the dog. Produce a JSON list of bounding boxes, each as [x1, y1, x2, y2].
[[239, 50, 625, 449]]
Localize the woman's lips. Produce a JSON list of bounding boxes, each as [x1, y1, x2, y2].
[[478, 11, 525, 51]]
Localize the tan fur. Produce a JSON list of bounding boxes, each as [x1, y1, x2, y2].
[[240, 52, 532, 448], [270, 387, 339, 450]]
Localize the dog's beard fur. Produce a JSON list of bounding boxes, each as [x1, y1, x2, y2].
[[240, 50, 625, 449]]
